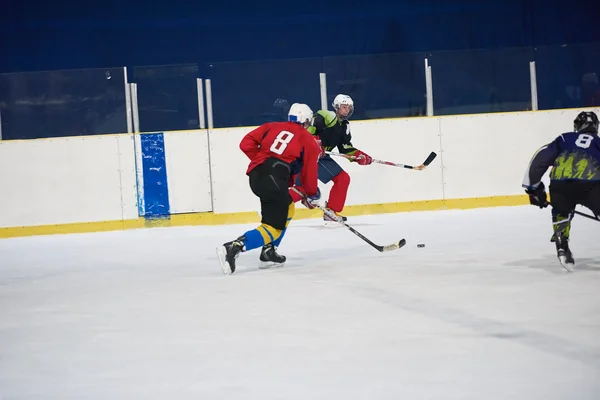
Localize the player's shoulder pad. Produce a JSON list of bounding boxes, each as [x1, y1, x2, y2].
[[560, 131, 599, 142], [551, 131, 574, 143], [560, 131, 579, 137], [316, 110, 338, 127]]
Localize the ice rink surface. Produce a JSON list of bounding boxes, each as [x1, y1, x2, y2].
[[1, 205, 599, 399]]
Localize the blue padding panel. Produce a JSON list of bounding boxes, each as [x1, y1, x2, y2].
[[140, 133, 170, 217]]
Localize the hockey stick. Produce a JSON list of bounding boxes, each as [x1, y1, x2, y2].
[[325, 151, 437, 170], [574, 210, 600, 221], [291, 187, 406, 252], [545, 200, 599, 222]]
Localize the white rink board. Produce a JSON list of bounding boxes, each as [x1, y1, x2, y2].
[[0, 135, 138, 228], [164, 130, 213, 213], [339, 117, 444, 206], [207, 119, 445, 214], [116, 135, 139, 221], [2, 107, 598, 229], [439, 108, 600, 199], [208, 127, 261, 214], [206, 108, 600, 214]]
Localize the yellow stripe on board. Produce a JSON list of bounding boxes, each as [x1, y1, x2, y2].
[[0, 195, 530, 239], [0, 218, 145, 239]]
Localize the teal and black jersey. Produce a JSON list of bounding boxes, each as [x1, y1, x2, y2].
[[307, 110, 358, 155], [522, 131, 600, 189]]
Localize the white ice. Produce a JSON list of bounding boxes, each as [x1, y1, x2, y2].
[[1, 205, 599, 400]]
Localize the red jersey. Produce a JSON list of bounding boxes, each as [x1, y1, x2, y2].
[[239, 121, 320, 197]]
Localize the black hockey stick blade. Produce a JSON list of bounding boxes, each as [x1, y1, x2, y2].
[[408, 151, 438, 170], [378, 238, 407, 252], [423, 151, 437, 166], [339, 219, 406, 252]]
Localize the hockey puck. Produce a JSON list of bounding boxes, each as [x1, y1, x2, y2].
[[417, 244, 425, 248]]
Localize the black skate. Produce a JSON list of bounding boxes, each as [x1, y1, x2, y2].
[[555, 233, 575, 272], [259, 243, 286, 269], [216, 236, 245, 275]]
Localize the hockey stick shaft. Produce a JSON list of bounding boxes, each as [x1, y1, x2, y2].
[[290, 187, 405, 252], [547, 201, 599, 222], [574, 210, 600, 221], [326, 151, 437, 170], [293, 187, 381, 249]]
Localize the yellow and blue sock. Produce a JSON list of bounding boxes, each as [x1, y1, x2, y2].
[[242, 224, 281, 251], [242, 203, 296, 251]]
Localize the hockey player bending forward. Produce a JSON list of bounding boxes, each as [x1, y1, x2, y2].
[[291, 94, 373, 223], [217, 103, 322, 275], [522, 111, 600, 271]]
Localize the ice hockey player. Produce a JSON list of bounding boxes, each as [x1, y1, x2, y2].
[[522, 110, 600, 271], [291, 94, 373, 223], [216, 103, 322, 275]]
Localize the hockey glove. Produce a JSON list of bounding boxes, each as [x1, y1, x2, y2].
[[525, 182, 548, 208], [353, 149, 373, 166], [301, 188, 321, 210]]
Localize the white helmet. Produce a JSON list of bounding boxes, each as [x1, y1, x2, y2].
[[332, 94, 354, 120], [288, 103, 314, 126]]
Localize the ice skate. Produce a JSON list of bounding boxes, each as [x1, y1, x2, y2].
[[555, 233, 575, 272], [259, 243, 286, 269], [216, 237, 245, 275], [323, 202, 347, 226]]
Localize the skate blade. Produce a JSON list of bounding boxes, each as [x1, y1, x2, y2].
[[258, 261, 285, 270], [323, 220, 342, 227], [558, 255, 574, 272], [216, 246, 233, 275]]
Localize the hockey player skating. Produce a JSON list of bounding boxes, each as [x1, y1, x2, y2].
[[522, 111, 600, 271], [291, 94, 374, 223], [217, 103, 322, 275]]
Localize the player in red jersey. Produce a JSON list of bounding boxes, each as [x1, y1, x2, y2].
[[217, 103, 323, 274]]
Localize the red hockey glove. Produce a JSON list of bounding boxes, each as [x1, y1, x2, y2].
[[353, 149, 373, 166]]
